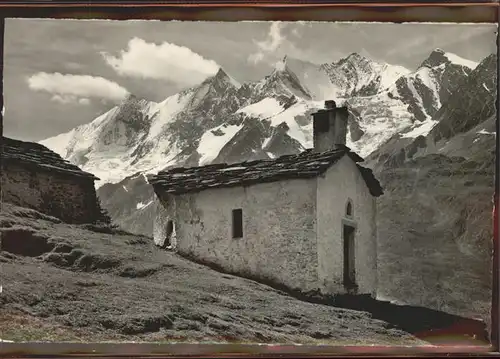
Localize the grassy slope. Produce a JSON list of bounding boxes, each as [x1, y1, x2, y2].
[[0, 203, 424, 345], [372, 122, 495, 328]]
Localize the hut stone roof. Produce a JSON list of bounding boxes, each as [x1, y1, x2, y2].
[[149, 145, 383, 197], [2, 136, 99, 180]]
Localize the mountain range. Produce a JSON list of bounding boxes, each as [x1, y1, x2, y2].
[[40, 47, 488, 233], [40, 48, 478, 184], [39, 48, 496, 324]]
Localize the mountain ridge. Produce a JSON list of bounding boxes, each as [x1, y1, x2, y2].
[[40, 48, 480, 188]]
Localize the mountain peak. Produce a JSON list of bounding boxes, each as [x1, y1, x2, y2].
[[212, 67, 241, 89], [331, 52, 374, 68], [120, 93, 150, 106], [347, 52, 363, 59], [419, 48, 478, 70], [214, 67, 227, 78], [274, 56, 288, 72], [123, 93, 137, 102], [345, 52, 370, 63], [419, 48, 448, 68]]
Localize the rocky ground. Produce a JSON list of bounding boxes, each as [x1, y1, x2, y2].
[[0, 203, 491, 346]]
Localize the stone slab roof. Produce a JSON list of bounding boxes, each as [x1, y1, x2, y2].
[[2, 136, 99, 180], [149, 145, 383, 197]]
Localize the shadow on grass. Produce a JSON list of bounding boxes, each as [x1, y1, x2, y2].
[[177, 250, 490, 346], [333, 295, 490, 345]]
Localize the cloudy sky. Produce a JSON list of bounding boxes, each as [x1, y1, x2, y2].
[[3, 18, 497, 142]]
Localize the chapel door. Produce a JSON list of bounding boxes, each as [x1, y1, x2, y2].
[[343, 224, 356, 288]]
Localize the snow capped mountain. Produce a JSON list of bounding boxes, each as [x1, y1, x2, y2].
[[420, 48, 478, 70], [276, 56, 337, 100], [244, 56, 313, 103], [40, 49, 478, 190], [321, 52, 411, 98], [41, 68, 244, 186], [365, 52, 496, 171], [394, 49, 477, 123], [428, 53, 496, 144]]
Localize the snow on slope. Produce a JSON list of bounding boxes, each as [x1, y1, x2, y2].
[[40, 107, 119, 158], [40, 67, 245, 187], [147, 93, 191, 140], [404, 65, 443, 117], [347, 90, 414, 156], [237, 97, 326, 149], [378, 64, 412, 91], [266, 99, 325, 146], [197, 124, 243, 165], [444, 52, 479, 70], [39, 129, 76, 158], [197, 97, 314, 163], [236, 98, 284, 119], [136, 200, 154, 210], [401, 119, 438, 139], [40, 93, 190, 187]]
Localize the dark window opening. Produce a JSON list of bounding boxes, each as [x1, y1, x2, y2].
[[232, 209, 243, 239], [343, 224, 356, 289], [346, 201, 353, 217], [165, 220, 174, 248]]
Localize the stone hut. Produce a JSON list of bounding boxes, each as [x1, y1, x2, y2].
[[149, 100, 383, 297], [1, 136, 103, 224]]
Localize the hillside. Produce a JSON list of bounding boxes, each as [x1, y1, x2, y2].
[[0, 203, 421, 344], [0, 203, 490, 345]]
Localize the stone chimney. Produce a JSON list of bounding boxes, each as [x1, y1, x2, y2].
[[312, 100, 349, 152]]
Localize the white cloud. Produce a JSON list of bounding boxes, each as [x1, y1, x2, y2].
[[248, 52, 265, 65], [51, 94, 74, 104], [101, 37, 220, 87], [27, 72, 129, 104], [50, 94, 91, 105], [79, 98, 90, 105], [248, 22, 287, 65]]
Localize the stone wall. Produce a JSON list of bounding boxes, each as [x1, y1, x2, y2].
[[316, 155, 378, 297], [1, 163, 101, 224], [157, 178, 319, 293]]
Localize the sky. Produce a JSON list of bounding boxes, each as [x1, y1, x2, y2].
[[3, 18, 497, 142]]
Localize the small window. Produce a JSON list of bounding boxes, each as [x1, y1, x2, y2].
[[232, 209, 243, 239], [346, 200, 353, 217]]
